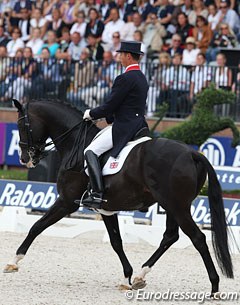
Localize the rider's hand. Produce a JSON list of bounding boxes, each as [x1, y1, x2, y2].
[[83, 109, 92, 121]]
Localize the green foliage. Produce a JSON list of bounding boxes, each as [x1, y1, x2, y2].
[[0, 169, 28, 180], [194, 83, 235, 110], [221, 189, 240, 195], [158, 85, 239, 147], [199, 183, 208, 196], [200, 184, 240, 197]]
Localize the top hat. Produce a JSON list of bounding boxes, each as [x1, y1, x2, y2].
[[116, 41, 144, 55]]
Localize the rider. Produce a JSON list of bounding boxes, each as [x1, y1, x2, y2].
[[78, 41, 149, 209]]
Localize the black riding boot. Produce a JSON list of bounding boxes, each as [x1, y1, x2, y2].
[[79, 150, 104, 209]]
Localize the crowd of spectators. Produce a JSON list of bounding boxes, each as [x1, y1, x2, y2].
[[0, 0, 240, 116]]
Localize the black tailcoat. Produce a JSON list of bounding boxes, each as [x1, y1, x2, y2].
[[90, 69, 149, 158]]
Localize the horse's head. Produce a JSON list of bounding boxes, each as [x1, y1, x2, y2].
[[195, 84, 235, 110], [13, 99, 48, 168]]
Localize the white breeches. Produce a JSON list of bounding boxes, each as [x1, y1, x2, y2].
[[84, 126, 113, 157]]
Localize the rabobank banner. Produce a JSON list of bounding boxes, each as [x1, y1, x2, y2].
[[156, 197, 239, 227], [0, 179, 58, 210], [191, 196, 240, 226], [0, 179, 153, 220], [0, 179, 239, 225]]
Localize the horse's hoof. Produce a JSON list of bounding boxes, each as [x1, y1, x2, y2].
[[211, 292, 221, 300], [3, 264, 19, 273], [118, 284, 132, 291], [132, 277, 147, 290]]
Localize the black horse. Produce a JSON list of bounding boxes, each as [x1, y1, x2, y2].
[[4, 99, 233, 296]]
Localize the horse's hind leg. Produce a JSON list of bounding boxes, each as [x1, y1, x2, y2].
[[4, 198, 79, 273], [101, 214, 133, 289], [132, 212, 179, 289], [176, 211, 219, 295]]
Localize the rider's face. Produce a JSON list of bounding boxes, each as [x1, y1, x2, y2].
[[119, 52, 130, 67]]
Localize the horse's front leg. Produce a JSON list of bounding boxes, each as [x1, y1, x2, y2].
[[3, 197, 79, 273], [219, 118, 240, 147], [101, 214, 133, 290]]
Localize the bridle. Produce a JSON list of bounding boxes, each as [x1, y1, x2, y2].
[[18, 103, 46, 164], [18, 103, 92, 166]]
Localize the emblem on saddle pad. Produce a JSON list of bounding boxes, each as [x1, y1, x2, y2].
[[110, 161, 119, 169]]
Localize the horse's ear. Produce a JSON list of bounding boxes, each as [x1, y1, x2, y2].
[[12, 99, 23, 112]]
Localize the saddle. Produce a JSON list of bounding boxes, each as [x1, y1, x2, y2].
[[99, 127, 151, 167], [133, 127, 151, 140]]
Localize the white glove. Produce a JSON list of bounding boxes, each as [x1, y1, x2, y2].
[[83, 109, 92, 121]]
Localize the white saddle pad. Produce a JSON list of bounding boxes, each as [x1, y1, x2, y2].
[[85, 136, 151, 176]]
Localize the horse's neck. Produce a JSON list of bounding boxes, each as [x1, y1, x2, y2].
[[31, 102, 100, 165]]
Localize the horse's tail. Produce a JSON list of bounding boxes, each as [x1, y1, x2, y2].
[[192, 151, 233, 278]]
